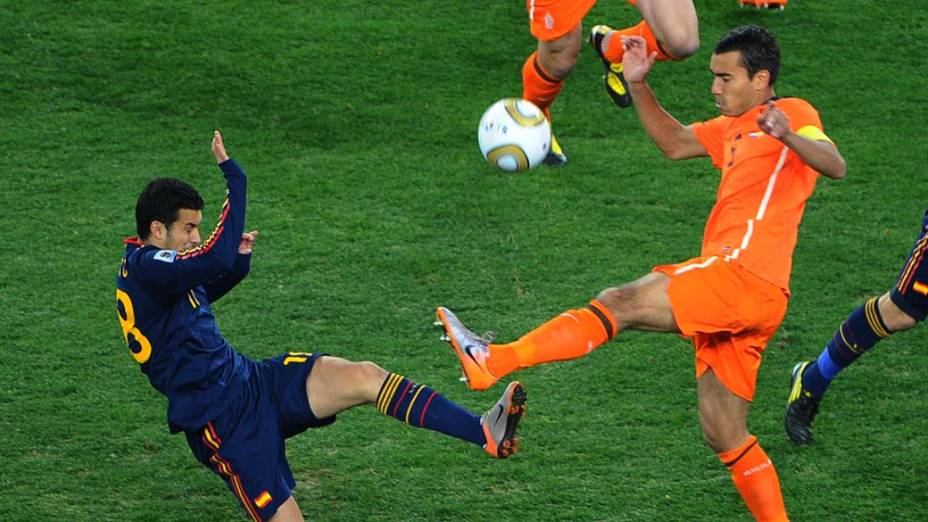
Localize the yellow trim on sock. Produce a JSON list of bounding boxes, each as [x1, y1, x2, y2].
[[865, 298, 890, 338], [404, 385, 427, 425], [376, 374, 403, 413], [375, 375, 390, 413], [837, 324, 854, 352], [384, 373, 405, 413]]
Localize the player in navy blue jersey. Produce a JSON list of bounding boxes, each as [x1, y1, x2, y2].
[[785, 209, 928, 444], [115, 131, 527, 521]]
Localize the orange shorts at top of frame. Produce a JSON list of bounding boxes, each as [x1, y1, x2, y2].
[[527, 0, 597, 41], [652, 256, 788, 401]]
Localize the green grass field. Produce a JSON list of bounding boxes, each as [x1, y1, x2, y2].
[[2, 1, 927, 520]]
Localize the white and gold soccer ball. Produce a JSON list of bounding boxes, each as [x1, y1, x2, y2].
[[477, 98, 551, 172]]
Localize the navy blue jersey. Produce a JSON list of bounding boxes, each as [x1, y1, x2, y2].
[[115, 159, 253, 433], [891, 209, 928, 321]]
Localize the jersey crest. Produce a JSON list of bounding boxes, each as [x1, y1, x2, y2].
[[154, 250, 178, 263]]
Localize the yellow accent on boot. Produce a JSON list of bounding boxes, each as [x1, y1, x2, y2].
[[543, 133, 567, 166]]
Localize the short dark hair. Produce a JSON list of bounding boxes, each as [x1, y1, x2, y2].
[[714, 25, 780, 86], [135, 178, 204, 239]]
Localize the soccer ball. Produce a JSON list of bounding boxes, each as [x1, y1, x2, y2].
[[477, 98, 551, 172]]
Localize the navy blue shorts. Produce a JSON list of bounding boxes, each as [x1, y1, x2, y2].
[[890, 210, 928, 321], [185, 352, 335, 521]]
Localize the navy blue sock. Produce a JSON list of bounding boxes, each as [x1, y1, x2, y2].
[[802, 297, 891, 397], [375, 373, 486, 446]]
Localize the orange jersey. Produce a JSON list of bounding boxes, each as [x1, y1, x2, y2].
[[527, 0, 597, 40], [691, 97, 831, 292]]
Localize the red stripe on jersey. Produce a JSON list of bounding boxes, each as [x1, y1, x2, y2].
[[898, 235, 928, 292], [202, 423, 262, 521], [178, 198, 231, 260]]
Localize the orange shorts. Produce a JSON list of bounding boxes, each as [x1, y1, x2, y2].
[[527, 0, 597, 41], [652, 256, 788, 401]]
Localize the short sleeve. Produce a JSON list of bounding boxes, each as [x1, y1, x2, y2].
[[781, 98, 831, 143], [691, 116, 729, 169]]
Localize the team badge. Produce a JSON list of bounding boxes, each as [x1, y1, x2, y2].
[[154, 250, 178, 263]]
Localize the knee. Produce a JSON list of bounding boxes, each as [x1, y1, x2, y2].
[[596, 285, 635, 318], [889, 312, 918, 332], [700, 423, 748, 455], [661, 33, 699, 60], [699, 414, 748, 454], [355, 361, 388, 386], [539, 50, 578, 80], [538, 40, 580, 80], [701, 426, 727, 454], [342, 360, 388, 400], [880, 294, 919, 332]]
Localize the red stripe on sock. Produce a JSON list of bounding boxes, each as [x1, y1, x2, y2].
[[417, 391, 439, 427], [391, 381, 414, 418]]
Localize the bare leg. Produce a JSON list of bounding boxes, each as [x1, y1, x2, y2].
[[596, 272, 679, 332], [304, 355, 525, 458], [537, 24, 583, 80], [269, 496, 304, 522], [877, 291, 918, 332], [697, 369, 750, 452], [700, 370, 788, 520], [305, 356, 387, 419], [633, 0, 699, 59]]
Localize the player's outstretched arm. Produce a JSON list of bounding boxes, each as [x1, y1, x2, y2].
[[137, 131, 247, 294], [212, 130, 229, 163], [623, 36, 706, 160], [758, 102, 846, 180]]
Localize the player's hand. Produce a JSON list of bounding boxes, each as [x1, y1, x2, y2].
[[238, 230, 258, 254], [212, 130, 229, 163], [621, 35, 657, 84], [757, 101, 791, 140]]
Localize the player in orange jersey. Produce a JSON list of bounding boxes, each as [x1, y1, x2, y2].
[[524, 0, 698, 165], [440, 26, 845, 521]]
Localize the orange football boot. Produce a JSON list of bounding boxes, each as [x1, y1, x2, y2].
[[481, 381, 527, 458], [435, 306, 500, 391]]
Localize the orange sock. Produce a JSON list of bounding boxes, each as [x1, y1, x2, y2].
[[486, 300, 617, 378], [521, 51, 563, 117], [602, 20, 673, 63], [719, 436, 789, 522]]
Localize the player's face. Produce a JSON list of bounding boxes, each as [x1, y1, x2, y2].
[[164, 208, 203, 251], [710, 51, 763, 117]]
